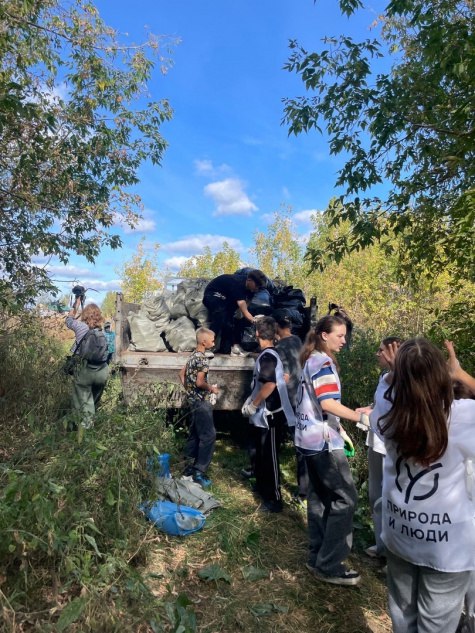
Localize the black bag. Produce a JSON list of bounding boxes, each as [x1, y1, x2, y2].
[[77, 329, 108, 365], [63, 355, 77, 376]]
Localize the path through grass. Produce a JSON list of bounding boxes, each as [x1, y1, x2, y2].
[[145, 427, 391, 633]]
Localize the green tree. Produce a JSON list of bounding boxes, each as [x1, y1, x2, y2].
[[177, 242, 242, 278], [118, 239, 162, 303], [283, 0, 475, 282], [101, 290, 117, 318], [251, 207, 305, 287], [0, 0, 175, 306]]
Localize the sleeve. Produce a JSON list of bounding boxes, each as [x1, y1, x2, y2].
[[195, 357, 209, 375], [258, 353, 277, 384], [311, 361, 340, 403]]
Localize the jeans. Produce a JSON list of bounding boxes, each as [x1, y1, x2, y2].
[[387, 550, 471, 633], [305, 449, 358, 576], [184, 400, 216, 473]]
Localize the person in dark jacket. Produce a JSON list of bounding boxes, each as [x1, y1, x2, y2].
[[203, 269, 267, 354]]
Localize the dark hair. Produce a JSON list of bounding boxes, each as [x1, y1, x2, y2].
[[378, 338, 452, 467], [247, 269, 267, 290], [300, 315, 347, 365], [273, 309, 292, 329], [255, 316, 277, 342], [381, 336, 403, 347]]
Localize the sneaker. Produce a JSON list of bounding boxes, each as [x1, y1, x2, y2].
[[241, 467, 254, 479], [182, 465, 194, 477], [364, 545, 379, 559], [259, 500, 283, 513], [305, 563, 361, 586], [204, 351, 214, 359], [230, 344, 249, 357], [192, 470, 212, 488]]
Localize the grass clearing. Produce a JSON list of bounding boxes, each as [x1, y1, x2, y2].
[[144, 428, 391, 633]]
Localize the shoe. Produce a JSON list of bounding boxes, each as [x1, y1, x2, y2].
[[241, 467, 254, 479], [192, 470, 212, 488], [230, 345, 249, 357], [259, 500, 283, 513], [364, 545, 379, 558], [365, 545, 386, 560], [305, 563, 361, 586], [182, 465, 194, 477], [204, 351, 214, 359]]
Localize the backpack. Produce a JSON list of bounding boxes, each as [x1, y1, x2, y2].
[[76, 328, 108, 365]]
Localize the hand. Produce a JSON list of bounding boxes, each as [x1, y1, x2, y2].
[[210, 384, 219, 394], [356, 406, 372, 415], [445, 340, 461, 377], [381, 341, 399, 369], [241, 397, 257, 417]]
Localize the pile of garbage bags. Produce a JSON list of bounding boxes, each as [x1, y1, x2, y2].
[[127, 273, 308, 353]]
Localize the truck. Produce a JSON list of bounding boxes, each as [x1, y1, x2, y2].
[[114, 291, 317, 411]]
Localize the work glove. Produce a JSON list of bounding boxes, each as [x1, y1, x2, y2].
[[241, 397, 257, 417]]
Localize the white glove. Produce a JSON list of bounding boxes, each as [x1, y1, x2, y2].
[[356, 413, 370, 431], [241, 397, 257, 417]]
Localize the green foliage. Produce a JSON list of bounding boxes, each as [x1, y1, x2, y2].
[[118, 238, 162, 303], [101, 291, 117, 319], [251, 207, 305, 286], [0, 311, 71, 431], [283, 0, 475, 282], [177, 242, 242, 278], [0, 0, 175, 306]]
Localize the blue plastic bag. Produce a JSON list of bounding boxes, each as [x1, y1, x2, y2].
[[141, 500, 206, 536], [146, 453, 171, 478]]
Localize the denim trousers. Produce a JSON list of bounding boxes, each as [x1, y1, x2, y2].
[[386, 550, 471, 633], [184, 399, 216, 473], [305, 448, 358, 576]]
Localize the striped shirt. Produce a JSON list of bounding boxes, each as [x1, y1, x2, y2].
[[311, 359, 341, 404]]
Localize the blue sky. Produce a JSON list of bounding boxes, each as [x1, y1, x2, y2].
[[46, 0, 387, 302]]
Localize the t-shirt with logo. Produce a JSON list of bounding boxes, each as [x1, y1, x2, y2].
[[184, 351, 210, 403], [375, 398, 475, 572]]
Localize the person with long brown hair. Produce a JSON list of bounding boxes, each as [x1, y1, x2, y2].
[[65, 296, 109, 427], [375, 338, 475, 633], [295, 315, 369, 586]]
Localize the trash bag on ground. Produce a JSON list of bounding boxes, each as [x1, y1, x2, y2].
[[154, 476, 221, 514], [140, 500, 205, 536]]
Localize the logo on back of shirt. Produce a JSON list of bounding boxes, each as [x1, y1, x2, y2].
[[395, 457, 443, 504]]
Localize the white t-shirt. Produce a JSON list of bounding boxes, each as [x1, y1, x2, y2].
[[367, 372, 389, 456], [378, 399, 475, 572]]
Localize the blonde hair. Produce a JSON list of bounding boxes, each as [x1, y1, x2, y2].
[[196, 327, 214, 344], [81, 303, 103, 329]]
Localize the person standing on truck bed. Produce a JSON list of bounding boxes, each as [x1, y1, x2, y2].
[[202, 269, 267, 355], [179, 327, 219, 488]]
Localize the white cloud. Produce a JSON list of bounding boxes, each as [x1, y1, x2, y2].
[[47, 264, 101, 280], [163, 234, 244, 254], [194, 159, 214, 174], [194, 159, 231, 178], [163, 256, 189, 270], [204, 178, 258, 216], [123, 218, 156, 234], [113, 211, 157, 234], [294, 209, 321, 224]]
